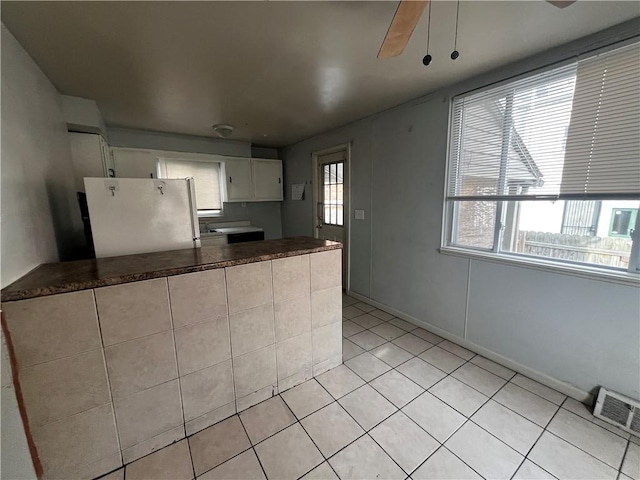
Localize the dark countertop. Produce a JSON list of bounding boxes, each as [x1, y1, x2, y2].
[[1, 237, 342, 302]]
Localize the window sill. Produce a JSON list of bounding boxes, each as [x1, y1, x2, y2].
[[439, 246, 640, 287], [197, 210, 224, 218]]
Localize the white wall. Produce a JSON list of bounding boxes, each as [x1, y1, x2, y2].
[[281, 19, 640, 400], [0, 23, 61, 479], [1, 24, 83, 288]]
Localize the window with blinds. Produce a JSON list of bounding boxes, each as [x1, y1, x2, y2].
[[160, 159, 223, 211], [444, 41, 640, 274]]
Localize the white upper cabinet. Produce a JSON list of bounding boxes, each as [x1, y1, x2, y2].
[[224, 158, 254, 202], [223, 158, 283, 202], [252, 159, 283, 201], [111, 148, 159, 179]]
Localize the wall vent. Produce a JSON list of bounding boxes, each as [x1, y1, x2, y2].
[[593, 387, 640, 437]]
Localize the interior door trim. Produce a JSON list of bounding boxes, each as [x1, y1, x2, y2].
[[311, 142, 351, 292]]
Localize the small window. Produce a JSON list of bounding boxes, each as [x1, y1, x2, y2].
[[159, 159, 223, 214], [609, 209, 638, 237]]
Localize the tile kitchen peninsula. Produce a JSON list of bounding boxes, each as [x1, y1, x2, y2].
[[1, 237, 342, 479]]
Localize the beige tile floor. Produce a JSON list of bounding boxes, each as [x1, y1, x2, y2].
[[99, 294, 639, 480]]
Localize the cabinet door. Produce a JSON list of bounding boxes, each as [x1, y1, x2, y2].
[[112, 148, 159, 178], [252, 159, 283, 201], [224, 158, 253, 201]]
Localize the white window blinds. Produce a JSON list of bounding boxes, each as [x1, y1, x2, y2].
[[448, 64, 578, 200], [163, 159, 222, 210], [561, 42, 640, 197], [448, 40, 640, 201]]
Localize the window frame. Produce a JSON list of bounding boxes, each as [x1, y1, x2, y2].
[[440, 42, 640, 285], [156, 153, 226, 218], [609, 208, 638, 238]]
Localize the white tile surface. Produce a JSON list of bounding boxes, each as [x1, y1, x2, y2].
[[353, 302, 376, 313], [339, 384, 397, 430], [546, 408, 628, 468], [301, 402, 364, 457], [469, 355, 515, 380], [370, 343, 413, 368], [429, 376, 488, 417], [342, 295, 357, 307], [369, 323, 406, 341], [281, 379, 333, 420], [412, 447, 482, 480], [198, 449, 265, 480], [445, 422, 523, 480], [342, 320, 365, 338], [438, 340, 475, 360], [254, 423, 323, 480], [451, 362, 507, 397], [493, 382, 559, 427], [350, 314, 384, 330], [512, 460, 557, 479], [411, 328, 444, 345], [402, 392, 466, 443], [387, 317, 417, 332], [369, 309, 394, 321], [419, 346, 466, 374], [369, 370, 424, 408], [316, 365, 365, 399], [471, 400, 543, 455], [622, 442, 640, 480], [342, 338, 365, 361], [329, 435, 405, 480], [342, 306, 365, 320], [344, 352, 391, 382], [348, 330, 387, 351], [511, 374, 566, 405], [396, 357, 446, 389], [392, 333, 433, 356], [239, 396, 296, 444], [301, 462, 339, 480], [528, 431, 618, 480], [369, 412, 439, 474]]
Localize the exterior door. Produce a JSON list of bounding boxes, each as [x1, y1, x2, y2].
[[314, 148, 349, 287]]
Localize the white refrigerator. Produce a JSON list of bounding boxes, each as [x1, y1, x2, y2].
[[84, 177, 201, 258]]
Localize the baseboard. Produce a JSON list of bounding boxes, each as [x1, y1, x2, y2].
[[347, 291, 593, 404]]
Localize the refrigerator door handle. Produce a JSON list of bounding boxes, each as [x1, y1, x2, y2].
[[186, 178, 201, 245]]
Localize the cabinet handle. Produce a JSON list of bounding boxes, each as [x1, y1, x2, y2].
[[229, 176, 232, 184], [278, 177, 281, 184]]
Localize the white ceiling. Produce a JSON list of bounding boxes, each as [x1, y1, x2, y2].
[[2, 1, 638, 147]]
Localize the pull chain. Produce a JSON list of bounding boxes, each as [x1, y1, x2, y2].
[[451, 0, 460, 60], [422, 1, 433, 66]]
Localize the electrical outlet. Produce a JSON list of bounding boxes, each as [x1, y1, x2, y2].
[[355, 209, 365, 220]]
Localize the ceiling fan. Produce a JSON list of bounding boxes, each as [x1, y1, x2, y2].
[[377, 0, 578, 59]]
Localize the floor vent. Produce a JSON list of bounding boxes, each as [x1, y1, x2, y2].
[[593, 387, 640, 437]]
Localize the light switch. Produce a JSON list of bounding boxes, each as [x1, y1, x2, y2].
[[355, 209, 365, 220]]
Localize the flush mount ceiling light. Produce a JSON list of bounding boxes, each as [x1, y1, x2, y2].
[[212, 124, 234, 138]]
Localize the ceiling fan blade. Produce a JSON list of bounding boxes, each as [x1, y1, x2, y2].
[[546, 0, 577, 8], [378, 0, 428, 59]]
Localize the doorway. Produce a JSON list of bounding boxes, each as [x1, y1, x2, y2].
[[312, 144, 350, 290]]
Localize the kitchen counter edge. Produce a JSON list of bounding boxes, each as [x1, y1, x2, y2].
[[1, 237, 342, 302]]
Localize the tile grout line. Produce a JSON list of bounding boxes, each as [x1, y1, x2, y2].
[[341, 304, 566, 478], [326, 344, 485, 478], [118, 297, 628, 480], [164, 278, 189, 448]]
